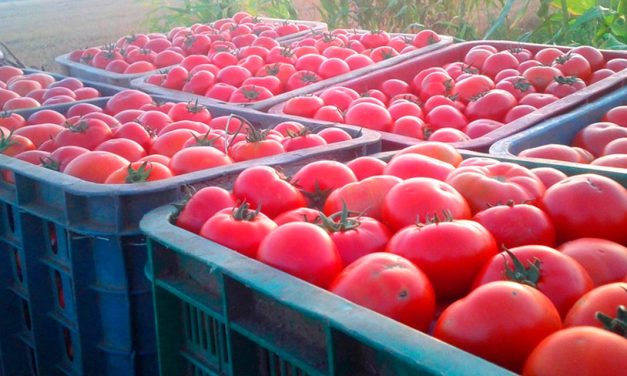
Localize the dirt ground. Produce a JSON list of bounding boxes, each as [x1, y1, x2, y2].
[[0, 0, 321, 73]]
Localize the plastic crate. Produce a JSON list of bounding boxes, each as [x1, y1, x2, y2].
[[0, 97, 380, 376], [490, 86, 627, 182], [267, 40, 627, 152], [129, 35, 453, 111], [140, 151, 525, 376], [54, 18, 327, 88], [3, 68, 123, 113]]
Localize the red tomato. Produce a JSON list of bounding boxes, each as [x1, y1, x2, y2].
[[419, 71, 455, 101], [317, 58, 350, 79], [282, 132, 327, 151], [504, 104, 537, 122], [523, 327, 627, 376], [95, 138, 146, 162], [273, 207, 321, 225], [14, 123, 64, 148], [229, 131, 285, 162], [446, 162, 546, 213], [382, 178, 471, 232], [257, 222, 343, 288], [344, 102, 393, 131], [519, 144, 594, 164], [346, 157, 387, 180], [553, 53, 592, 80], [426, 104, 468, 131], [435, 281, 561, 372], [167, 102, 212, 123], [463, 118, 504, 138], [292, 160, 357, 204], [523, 65, 562, 91], [316, 127, 351, 144], [495, 76, 536, 100], [232, 166, 306, 218], [169, 146, 232, 175], [603, 105, 627, 126], [329, 253, 435, 331], [396, 142, 463, 167], [534, 47, 564, 65], [465, 89, 517, 122], [64, 151, 129, 183], [114, 122, 154, 151], [474, 202, 556, 248], [388, 219, 497, 301], [572, 122, 627, 157], [454, 75, 495, 102], [383, 153, 454, 181], [104, 90, 153, 115], [474, 245, 594, 318], [46, 146, 89, 172], [283, 96, 324, 118], [545, 76, 586, 98], [54, 118, 112, 150], [104, 161, 172, 184], [564, 282, 627, 329], [200, 202, 277, 258], [542, 174, 627, 244], [229, 85, 274, 103], [530, 167, 568, 188], [591, 154, 627, 168], [27, 110, 65, 126], [175, 186, 235, 234], [481, 51, 520, 79], [285, 71, 322, 91], [558, 238, 627, 286], [323, 175, 400, 222]]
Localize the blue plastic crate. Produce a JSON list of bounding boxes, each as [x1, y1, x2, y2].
[[490, 86, 627, 184], [0, 96, 380, 376]]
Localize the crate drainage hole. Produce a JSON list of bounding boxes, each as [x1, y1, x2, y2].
[[48, 223, 58, 254], [22, 299, 32, 331], [63, 327, 74, 362], [54, 271, 65, 309], [13, 248, 23, 283]]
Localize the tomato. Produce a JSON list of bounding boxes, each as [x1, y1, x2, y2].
[[523, 65, 562, 91], [603, 105, 627, 126], [27, 110, 65, 126], [572, 122, 627, 157], [463, 118, 504, 138], [519, 93, 559, 108], [425, 104, 468, 130], [13, 150, 49, 166], [169, 146, 232, 175], [345, 54, 375, 70], [319, 87, 359, 111], [285, 70, 321, 91], [382, 177, 471, 232], [481, 51, 520, 79], [387, 100, 423, 120], [45, 146, 89, 172], [104, 90, 153, 115], [95, 138, 146, 162], [454, 75, 495, 103], [104, 161, 172, 184], [64, 151, 129, 183], [3, 97, 40, 111], [137, 110, 172, 134], [256, 63, 296, 85], [534, 47, 564, 65], [54, 118, 112, 150], [151, 129, 200, 157], [553, 53, 592, 80], [396, 142, 463, 167], [474, 202, 556, 248], [175, 187, 235, 234], [292, 160, 357, 205], [474, 245, 594, 317], [360, 31, 391, 49], [419, 71, 455, 101], [257, 222, 343, 288], [463, 48, 493, 68], [113, 122, 154, 151], [542, 174, 627, 244], [282, 95, 324, 118], [242, 75, 282, 95], [199, 202, 277, 258], [329, 253, 435, 331], [67, 103, 104, 118], [530, 167, 568, 188], [384, 153, 454, 181], [495, 76, 536, 100], [558, 238, 627, 286], [316, 127, 351, 143], [465, 89, 517, 122], [413, 29, 440, 47], [545, 76, 586, 98], [344, 102, 393, 131], [229, 85, 274, 103], [318, 205, 391, 265], [167, 102, 212, 123], [317, 58, 350, 79], [14, 123, 64, 148], [519, 144, 594, 164], [229, 130, 285, 162], [232, 166, 306, 218], [282, 131, 327, 151], [273, 207, 321, 225], [523, 327, 627, 376], [504, 104, 537, 122], [434, 281, 561, 373], [587, 68, 616, 84], [564, 282, 627, 331], [346, 157, 387, 180], [591, 154, 627, 168]]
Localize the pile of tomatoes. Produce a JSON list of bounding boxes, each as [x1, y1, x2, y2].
[[278, 44, 627, 142], [176, 142, 627, 375], [518, 105, 627, 168], [66, 12, 316, 74], [142, 28, 442, 104], [0, 90, 354, 184], [0, 66, 103, 111]]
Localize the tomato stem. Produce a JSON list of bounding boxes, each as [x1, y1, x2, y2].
[[595, 305, 627, 338]]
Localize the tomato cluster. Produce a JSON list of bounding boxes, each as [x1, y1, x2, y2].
[[176, 142, 627, 374], [143, 28, 441, 103], [280, 44, 627, 142], [519, 105, 627, 168], [0, 90, 353, 184], [0, 66, 103, 111], [67, 12, 314, 74]]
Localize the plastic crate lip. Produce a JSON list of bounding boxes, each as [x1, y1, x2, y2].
[[4, 68, 125, 115], [141, 205, 514, 375], [267, 40, 627, 151], [129, 35, 454, 111], [490, 85, 627, 175], [0, 126, 379, 197], [54, 17, 327, 81]]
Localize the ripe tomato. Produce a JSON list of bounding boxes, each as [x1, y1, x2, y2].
[[465, 89, 517, 122], [104, 161, 172, 184], [175, 186, 235, 234], [426, 105, 468, 131], [542, 174, 627, 244], [530, 167, 567, 188], [292, 160, 357, 205], [383, 153, 454, 181], [316, 127, 351, 144], [474, 245, 594, 318], [229, 130, 285, 162], [150, 129, 200, 157], [346, 157, 387, 180], [382, 177, 471, 232], [455, 75, 495, 102], [446, 162, 546, 213], [54, 118, 112, 150], [495, 76, 536, 100], [545, 76, 586, 98], [558, 238, 627, 286], [232, 166, 306, 218], [64, 151, 129, 183], [282, 131, 327, 151], [95, 138, 146, 162], [169, 146, 232, 175], [13, 123, 64, 148], [518, 144, 594, 164], [473, 202, 556, 248], [553, 53, 592, 80], [167, 102, 212, 123], [523, 327, 627, 376], [104, 90, 153, 115], [564, 282, 627, 329], [572, 122, 627, 157], [481, 51, 520, 79], [229, 85, 274, 103], [603, 105, 627, 126], [257, 222, 343, 288], [434, 281, 561, 372], [523, 65, 562, 91], [285, 70, 321, 91], [396, 142, 463, 167], [283, 95, 324, 118], [200, 202, 277, 258], [273, 207, 321, 225], [329, 253, 435, 331], [344, 102, 393, 131]]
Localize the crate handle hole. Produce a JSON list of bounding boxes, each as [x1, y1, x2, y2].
[[13, 248, 23, 283], [6, 205, 15, 234], [54, 271, 65, 309], [22, 299, 32, 331], [47, 223, 58, 254], [63, 328, 74, 362]]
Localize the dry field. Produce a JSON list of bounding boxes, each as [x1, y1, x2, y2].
[[0, 0, 320, 73]]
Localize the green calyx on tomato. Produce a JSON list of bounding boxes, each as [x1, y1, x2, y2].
[[124, 161, 153, 183], [595, 304, 627, 338], [231, 201, 262, 222], [553, 76, 580, 85], [185, 99, 207, 114], [190, 131, 221, 147], [40, 156, 60, 171], [503, 248, 541, 288], [243, 126, 271, 143], [317, 202, 363, 232], [285, 128, 311, 138], [0, 130, 16, 153]]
